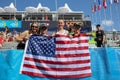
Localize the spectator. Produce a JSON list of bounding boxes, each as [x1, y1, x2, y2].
[[68, 25, 76, 38], [4, 26, 10, 36], [0, 32, 4, 48], [66, 21, 74, 32], [13, 31, 19, 41], [40, 26, 49, 37], [72, 23, 93, 37], [56, 19, 69, 35], [17, 22, 40, 41], [16, 22, 40, 49], [4, 26, 13, 42], [95, 24, 105, 47]]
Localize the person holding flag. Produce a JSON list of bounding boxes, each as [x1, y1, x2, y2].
[[56, 19, 69, 35]]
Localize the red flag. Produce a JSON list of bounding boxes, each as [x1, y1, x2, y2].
[[103, 0, 107, 9], [114, 0, 119, 3], [98, 5, 101, 10], [98, 0, 101, 10]]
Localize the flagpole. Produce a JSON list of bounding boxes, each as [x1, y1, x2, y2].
[[92, 11, 96, 31], [102, 0, 108, 30], [91, 13, 95, 30], [55, 0, 57, 12], [115, 3, 120, 31], [94, 0, 97, 25], [91, 7, 93, 31], [94, 12, 96, 28], [90, 0, 95, 31], [14, 0, 16, 7], [97, 0, 101, 26], [55, 0, 58, 21], [103, 8, 106, 30], [95, 12, 97, 24], [110, 3, 113, 31], [99, 10, 101, 25], [14, 0, 16, 20], [91, 6, 94, 25]]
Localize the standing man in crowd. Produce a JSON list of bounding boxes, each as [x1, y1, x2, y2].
[[95, 24, 105, 47]]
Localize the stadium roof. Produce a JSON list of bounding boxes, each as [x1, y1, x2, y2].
[[0, 2, 83, 13]]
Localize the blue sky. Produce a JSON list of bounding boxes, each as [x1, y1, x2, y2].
[[0, 0, 120, 31]]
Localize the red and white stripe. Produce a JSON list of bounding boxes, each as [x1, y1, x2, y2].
[[21, 34, 92, 78]]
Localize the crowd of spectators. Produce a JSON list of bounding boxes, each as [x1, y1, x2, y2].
[[0, 22, 41, 49], [0, 26, 20, 48]]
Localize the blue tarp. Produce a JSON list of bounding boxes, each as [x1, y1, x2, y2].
[[0, 47, 120, 80]]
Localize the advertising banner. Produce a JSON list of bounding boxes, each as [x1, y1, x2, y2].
[[0, 20, 22, 28]]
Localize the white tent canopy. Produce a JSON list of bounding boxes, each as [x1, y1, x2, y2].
[[38, 7, 50, 12], [37, 3, 42, 9], [57, 3, 72, 13], [25, 7, 38, 13], [1, 3, 74, 13], [37, 3, 50, 12], [25, 3, 50, 13], [0, 7, 5, 13], [4, 3, 17, 12]]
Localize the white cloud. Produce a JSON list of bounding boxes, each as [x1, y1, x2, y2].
[[101, 20, 114, 26]]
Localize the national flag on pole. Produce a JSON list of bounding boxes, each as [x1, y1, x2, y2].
[[114, 0, 119, 3], [98, 0, 101, 10], [103, 0, 107, 9], [92, 6, 95, 13], [94, 2, 97, 11], [20, 34, 92, 78], [110, 0, 113, 4]]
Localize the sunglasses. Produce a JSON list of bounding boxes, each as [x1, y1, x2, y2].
[[32, 26, 39, 28]]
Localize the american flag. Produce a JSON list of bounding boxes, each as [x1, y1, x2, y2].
[[20, 34, 92, 78]]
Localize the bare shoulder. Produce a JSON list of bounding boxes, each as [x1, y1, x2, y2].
[[21, 30, 29, 35]]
